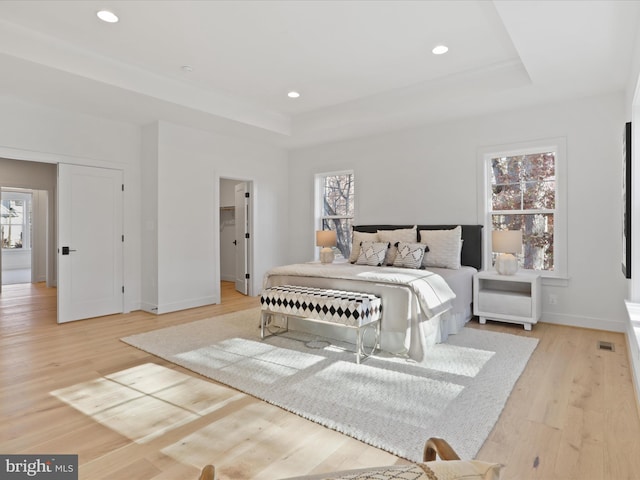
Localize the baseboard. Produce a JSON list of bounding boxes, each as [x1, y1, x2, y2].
[[140, 302, 159, 314], [125, 301, 141, 313], [154, 295, 219, 315], [541, 311, 626, 333]]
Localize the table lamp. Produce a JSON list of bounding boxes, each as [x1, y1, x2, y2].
[[492, 230, 522, 275], [316, 230, 337, 264]]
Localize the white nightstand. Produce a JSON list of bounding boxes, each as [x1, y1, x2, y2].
[[473, 270, 542, 330]]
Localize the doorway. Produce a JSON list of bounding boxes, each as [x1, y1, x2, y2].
[[1, 188, 49, 287], [219, 178, 253, 297]]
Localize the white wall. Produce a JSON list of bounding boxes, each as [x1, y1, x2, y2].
[[288, 92, 627, 332], [141, 124, 160, 312], [0, 97, 142, 312], [1, 250, 30, 270], [141, 121, 288, 314]]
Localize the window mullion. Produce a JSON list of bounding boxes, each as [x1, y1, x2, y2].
[[493, 210, 557, 217]]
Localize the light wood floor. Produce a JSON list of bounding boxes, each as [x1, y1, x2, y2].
[[1, 282, 640, 479]]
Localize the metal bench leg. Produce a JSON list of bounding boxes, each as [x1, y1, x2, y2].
[[260, 311, 267, 339], [261, 311, 289, 339], [355, 320, 380, 364]]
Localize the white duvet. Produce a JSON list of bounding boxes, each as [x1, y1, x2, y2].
[[264, 262, 455, 318]]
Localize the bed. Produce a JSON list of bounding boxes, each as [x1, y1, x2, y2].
[[263, 224, 483, 361]]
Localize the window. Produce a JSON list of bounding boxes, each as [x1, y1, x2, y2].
[[479, 139, 567, 279], [316, 171, 355, 259], [1, 192, 32, 250]]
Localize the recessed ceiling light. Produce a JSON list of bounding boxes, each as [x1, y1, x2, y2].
[[432, 45, 449, 55], [97, 10, 119, 23], [287, 91, 301, 99]]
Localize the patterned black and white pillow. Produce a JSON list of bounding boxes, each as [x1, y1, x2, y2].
[[356, 241, 390, 266], [392, 242, 428, 269], [349, 231, 379, 263]]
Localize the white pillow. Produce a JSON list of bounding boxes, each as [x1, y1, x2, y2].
[[420, 226, 462, 269], [355, 241, 389, 266], [349, 231, 379, 263], [377, 226, 417, 265], [392, 242, 427, 269]]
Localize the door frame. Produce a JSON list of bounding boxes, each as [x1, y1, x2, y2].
[[0, 187, 41, 288], [217, 175, 254, 298], [0, 159, 56, 292]]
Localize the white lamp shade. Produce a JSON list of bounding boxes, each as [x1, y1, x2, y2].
[[316, 230, 337, 247], [492, 230, 523, 253]]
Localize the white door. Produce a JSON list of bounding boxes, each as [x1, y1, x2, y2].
[[234, 182, 250, 295], [58, 164, 123, 323]]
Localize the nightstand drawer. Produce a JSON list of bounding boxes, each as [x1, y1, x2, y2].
[[478, 290, 532, 317]]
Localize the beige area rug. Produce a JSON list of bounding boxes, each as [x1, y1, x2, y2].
[[121, 308, 538, 462]]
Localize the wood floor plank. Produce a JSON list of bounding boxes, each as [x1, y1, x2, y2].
[[1, 282, 640, 479]]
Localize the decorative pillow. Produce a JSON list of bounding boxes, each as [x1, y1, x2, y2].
[[355, 241, 390, 267], [420, 226, 462, 269], [349, 231, 380, 263], [392, 242, 428, 269], [377, 226, 417, 265]]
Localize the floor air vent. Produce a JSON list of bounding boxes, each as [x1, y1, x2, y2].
[[597, 341, 615, 352]]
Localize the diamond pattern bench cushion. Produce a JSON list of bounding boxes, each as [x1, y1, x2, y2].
[[260, 285, 382, 328]]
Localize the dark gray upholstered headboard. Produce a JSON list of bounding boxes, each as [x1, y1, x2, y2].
[[353, 224, 483, 270]]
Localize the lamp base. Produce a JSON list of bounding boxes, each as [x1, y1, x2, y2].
[[495, 253, 518, 275], [320, 247, 335, 264]]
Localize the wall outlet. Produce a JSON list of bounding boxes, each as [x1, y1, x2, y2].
[[548, 293, 558, 305]]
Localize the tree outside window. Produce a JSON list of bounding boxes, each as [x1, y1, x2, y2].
[[490, 152, 556, 271], [317, 171, 354, 259]]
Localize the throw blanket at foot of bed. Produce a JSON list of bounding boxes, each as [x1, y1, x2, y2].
[[263, 263, 457, 362]]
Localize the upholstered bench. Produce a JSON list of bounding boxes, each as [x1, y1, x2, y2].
[[260, 285, 382, 364]]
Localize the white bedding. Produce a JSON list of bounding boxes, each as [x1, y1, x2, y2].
[[263, 262, 476, 361]]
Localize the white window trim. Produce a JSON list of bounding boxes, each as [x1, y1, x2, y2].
[[477, 137, 568, 283]]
